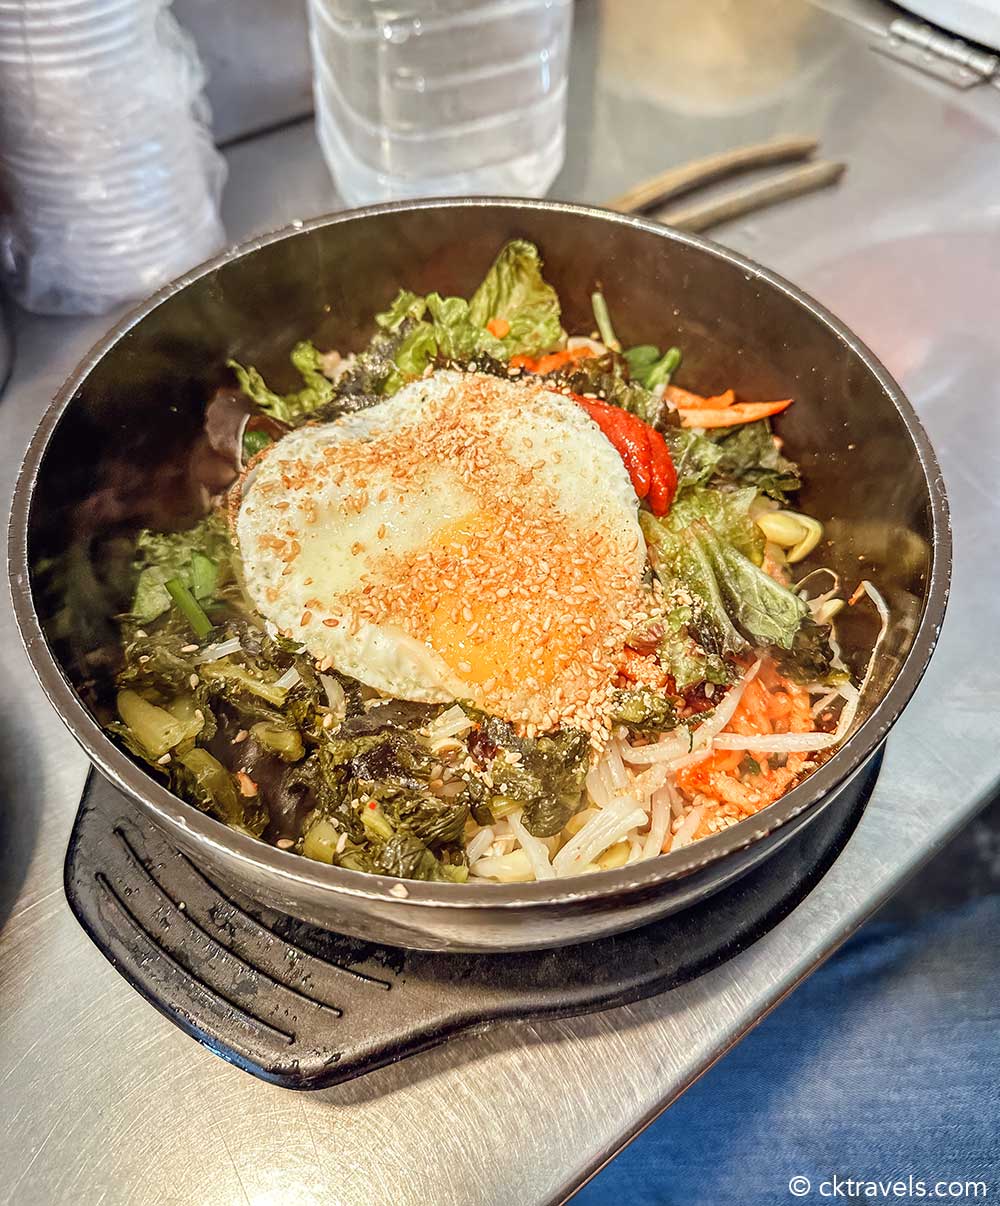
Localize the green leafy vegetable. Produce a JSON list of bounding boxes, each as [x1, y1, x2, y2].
[[164, 577, 213, 639], [643, 513, 747, 657], [666, 485, 764, 564], [658, 597, 733, 692], [466, 717, 590, 837], [775, 616, 849, 685], [130, 514, 231, 625], [228, 339, 336, 424], [609, 688, 679, 734], [376, 833, 468, 882], [382, 320, 439, 395], [623, 345, 659, 377], [559, 352, 663, 426], [375, 290, 428, 332], [696, 522, 807, 649], [662, 427, 724, 494], [173, 747, 267, 835], [645, 346, 682, 390], [625, 344, 681, 389], [468, 239, 565, 355], [241, 428, 272, 459], [425, 293, 505, 362], [712, 419, 801, 501]]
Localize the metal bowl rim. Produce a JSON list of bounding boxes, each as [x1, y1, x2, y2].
[[8, 196, 952, 912]]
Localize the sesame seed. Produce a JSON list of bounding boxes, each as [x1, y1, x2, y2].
[[156, 753, 171, 765], [189, 674, 200, 689], [181, 643, 199, 653]]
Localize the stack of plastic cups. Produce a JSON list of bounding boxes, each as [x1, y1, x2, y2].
[[0, 0, 226, 315]]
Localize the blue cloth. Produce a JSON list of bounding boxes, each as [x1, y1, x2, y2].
[[576, 892, 1000, 1205]]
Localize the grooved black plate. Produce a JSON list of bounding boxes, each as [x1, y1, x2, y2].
[[65, 754, 881, 1089]]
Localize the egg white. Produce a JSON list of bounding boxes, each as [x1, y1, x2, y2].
[[236, 370, 645, 705]]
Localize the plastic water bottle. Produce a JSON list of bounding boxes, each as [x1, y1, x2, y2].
[[307, 0, 573, 205]]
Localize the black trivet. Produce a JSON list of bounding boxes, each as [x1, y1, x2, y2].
[[65, 753, 881, 1090]]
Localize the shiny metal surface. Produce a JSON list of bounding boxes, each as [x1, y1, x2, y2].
[[10, 198, 947, 953], [2, 1, 998, 1200]]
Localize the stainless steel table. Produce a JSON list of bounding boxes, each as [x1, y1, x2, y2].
[[3, 3, 998, 1202]]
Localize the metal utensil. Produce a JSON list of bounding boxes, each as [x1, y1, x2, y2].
[[606, 134, 846, 231]]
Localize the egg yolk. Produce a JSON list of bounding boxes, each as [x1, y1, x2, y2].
[[421, 511, 588, 692]]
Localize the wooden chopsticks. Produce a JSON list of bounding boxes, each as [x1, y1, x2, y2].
[[605, 135, 846, 232]]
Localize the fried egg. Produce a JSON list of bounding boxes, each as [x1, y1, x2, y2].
[[235, 370, 647, 729]]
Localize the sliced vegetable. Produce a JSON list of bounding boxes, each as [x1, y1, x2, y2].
[[710, 419, 800, 500], [164, 577, 213, 639], [590, 289, 620, 351], [250, 721, 305, 762], [116, 689, 188, 759], [679, 399, 792, 428]]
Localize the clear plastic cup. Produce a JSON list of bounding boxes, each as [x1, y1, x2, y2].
[[306, 0, 573, 204], [0, 0, 224, 314]]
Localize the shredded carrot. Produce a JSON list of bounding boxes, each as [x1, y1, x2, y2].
[[486, 316, 510, 339], [674, 661, 814, 813], [662, 384, 710, 409], [678, 399, 793, 429], [509, 346, 596, 375]]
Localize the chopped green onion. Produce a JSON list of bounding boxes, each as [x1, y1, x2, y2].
[[165, 576, 213, 639], [590, 290, 620, 351], [646, 346, 682, 390], [189, 552, 218, 600], [242, 428, 272, 459], [623, 345, 660, 376]]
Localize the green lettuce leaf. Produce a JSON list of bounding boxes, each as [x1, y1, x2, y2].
[[131, 514, 232, 624], [712, 419, 801, 501], [658, 598, 733, 691], [467, 238, 565, 356], [666, 485, 764, 564], [382, 321, 439, 395], [642, 512, 747, 659], [372, 240, 565, 397], [425, 293, 506, 362], [228, 339, 336, 424], [663, 427, 724, 494], [695, 522, 807, 649], [375, 289, 427, 332]]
